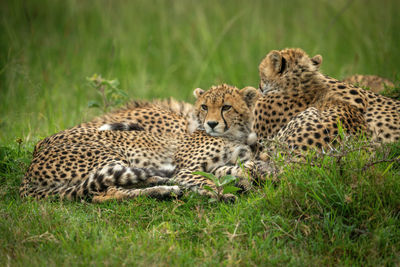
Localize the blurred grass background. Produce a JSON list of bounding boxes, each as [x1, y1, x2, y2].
[[1, 0, 399, 143]]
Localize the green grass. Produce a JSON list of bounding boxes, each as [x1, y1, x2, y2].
[[2, 139, 400, 265], [1, 0, 400, 265]]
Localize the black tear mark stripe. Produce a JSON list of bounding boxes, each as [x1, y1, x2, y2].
[[221, 108, 229, 131]]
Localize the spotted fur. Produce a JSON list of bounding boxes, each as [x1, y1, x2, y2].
[[20, 88, 268, 202], [255, 48, 400, 151]]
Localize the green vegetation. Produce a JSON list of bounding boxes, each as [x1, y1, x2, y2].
[[86, 74, 128, 113], [193, 171, 241, 202], [1, 0, 399, 265]]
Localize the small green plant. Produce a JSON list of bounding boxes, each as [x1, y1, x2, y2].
[[192, 171, 241, 202], [87, 74, 128, 113]]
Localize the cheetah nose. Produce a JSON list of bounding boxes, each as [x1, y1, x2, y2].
[[207, 121, 219, 129]]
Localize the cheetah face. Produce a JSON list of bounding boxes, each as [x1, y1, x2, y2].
[[193, 84, 260, 144], [258, 48, 322, 94]]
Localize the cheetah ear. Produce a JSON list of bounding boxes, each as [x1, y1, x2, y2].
[[268, 50, 286, 74], [193, 88, 205, 99], [240, 86, 260, 107], [311, 54, 322, 68]]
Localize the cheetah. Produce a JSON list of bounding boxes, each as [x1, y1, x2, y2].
[[84, 98, 198, 136], [34, 98, 197, 153], [342, 74, 395, 94], [100, 86, 260, 145], [254, 48, 400, 152], [20, 85, 266, 202]]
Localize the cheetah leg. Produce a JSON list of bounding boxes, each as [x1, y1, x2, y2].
[[92, 185, 182, 203], [136, 176, 173, 187], [171, 169, 237, 202]]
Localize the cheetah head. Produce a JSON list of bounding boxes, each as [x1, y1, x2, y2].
[[258, 48, 322, 94], [193, 84, 260, 145]]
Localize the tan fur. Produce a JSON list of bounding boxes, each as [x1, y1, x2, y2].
[[194, 84, 260, 145], [21, 91, 268, 202], [255, 48, 400, 151], [84, 98, 197, 135]]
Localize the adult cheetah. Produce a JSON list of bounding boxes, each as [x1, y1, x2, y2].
[[254, 48, 400, 152], [20, 85, 265, 202]]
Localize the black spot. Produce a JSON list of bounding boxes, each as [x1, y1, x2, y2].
[[201, 162, 208, 171], [349, 90, 358, 95], [355, 98, 363, 104]]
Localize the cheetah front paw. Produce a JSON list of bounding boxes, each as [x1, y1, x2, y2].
[[152, 185, 182, 199], [221, 193, 237, 203], [244, 160, 276, 182]]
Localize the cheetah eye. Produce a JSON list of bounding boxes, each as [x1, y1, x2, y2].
[[201, 104, 208, 111], [222, 105, 231, 111]]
